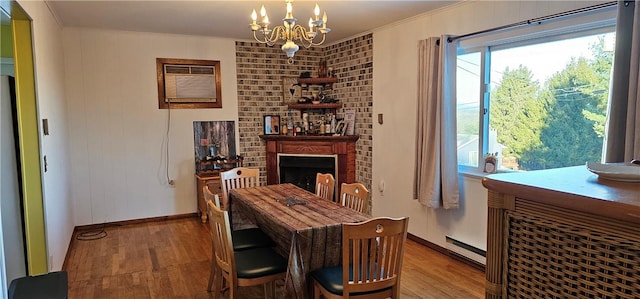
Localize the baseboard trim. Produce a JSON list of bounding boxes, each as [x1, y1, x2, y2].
[[407, 233, 485, 272], [74, 213, 198, 231], [62, 213, 198, 271]]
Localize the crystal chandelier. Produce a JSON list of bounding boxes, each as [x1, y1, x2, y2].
[[249, 0, 331, 64]]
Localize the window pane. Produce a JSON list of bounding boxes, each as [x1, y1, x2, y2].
[[457, 52, 482, 167], [489, 33, 615, 171]]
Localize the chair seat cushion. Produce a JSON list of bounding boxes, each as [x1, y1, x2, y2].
[[8, 271, 68, 299], [231, 227, 275, 251], [310, 265, 391, 296], [235, 247, 287, 279]]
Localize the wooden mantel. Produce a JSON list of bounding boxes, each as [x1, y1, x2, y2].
[[259, 135, 359, 188]]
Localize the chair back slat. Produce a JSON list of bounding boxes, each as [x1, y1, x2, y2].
[[315, 173, 335, 202], [207, 200, 236, 280], [341, 217, 409, 298], [220, 167, 259, 209], [339, 183, 370, 214]]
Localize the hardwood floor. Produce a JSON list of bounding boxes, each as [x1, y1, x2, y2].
[[64, 217, 485, 298]]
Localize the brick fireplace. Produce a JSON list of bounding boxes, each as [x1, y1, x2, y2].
[[260, 135, 359, 192]]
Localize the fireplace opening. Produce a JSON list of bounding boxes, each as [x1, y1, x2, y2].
[[278, 154, 337, 195]]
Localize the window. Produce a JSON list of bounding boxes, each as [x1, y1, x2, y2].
[[456, 23, 616, 172]]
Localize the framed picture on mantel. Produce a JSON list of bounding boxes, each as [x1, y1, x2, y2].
[[282, 76, 300, 104], [263, 115, 281, 135]]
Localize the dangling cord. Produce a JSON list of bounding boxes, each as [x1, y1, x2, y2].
[[165, 99, 172, 185]]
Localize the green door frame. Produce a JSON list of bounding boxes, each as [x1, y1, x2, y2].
[[9, 1, 48, 275]]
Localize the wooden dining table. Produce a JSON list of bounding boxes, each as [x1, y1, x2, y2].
[[228, 183, 371, 298]]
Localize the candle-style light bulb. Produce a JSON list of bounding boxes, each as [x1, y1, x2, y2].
[[322, 11, 327, 28], [264, 14, 270, 25], [286, 2, 293, 19], [314, 4, 320, 21], [308, 17, 313, 31], [260, 5, 266, 17], [251, 9, 257, 25]]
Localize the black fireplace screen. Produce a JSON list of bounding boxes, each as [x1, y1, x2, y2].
[[278, 155, 337, 194]]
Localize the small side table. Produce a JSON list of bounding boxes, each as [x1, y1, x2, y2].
[[195, 158, 243, 223]]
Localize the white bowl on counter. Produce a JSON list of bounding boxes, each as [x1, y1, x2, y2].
[[585, 162, 640, 182]]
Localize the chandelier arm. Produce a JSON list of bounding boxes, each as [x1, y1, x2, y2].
[[291, 26, 313, 48], [290, 25, 326, 48], [296, 30, 326, 48], [308, 33, 326, 46], [253, 26, 287, 46], [252, 31, 272, 45], [273, 26, 287, 41]]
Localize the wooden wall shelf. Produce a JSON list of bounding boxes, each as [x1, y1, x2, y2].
[[297, 77, 337, 85], [287, 103, 342, 110], [287, 103, 342, 116]]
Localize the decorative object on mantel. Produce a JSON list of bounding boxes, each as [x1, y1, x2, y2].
[[249, 0, 331, 64], [344, 109, 355, 135], [263, 115, 281, 135], [335, 119, 347, 136]]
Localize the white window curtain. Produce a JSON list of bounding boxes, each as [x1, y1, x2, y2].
[[413, 36, 460, 209], [605, 0, 640, 162]]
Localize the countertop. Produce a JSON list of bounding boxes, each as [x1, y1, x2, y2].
[[482, 165, 640, 224]]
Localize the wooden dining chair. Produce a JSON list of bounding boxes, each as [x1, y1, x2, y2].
[[339, 183, 370, 214], [204, 186, 275, 251], [315, 173, 335, 202], [220, 167, 260, 209], [207, 200, 287, 299], [310, 217, 409, 299]]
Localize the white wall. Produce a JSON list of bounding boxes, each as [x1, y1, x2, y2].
[[18, 0, 74, 271], [371, 1, 604, 257], [62, 28, 239, 225]]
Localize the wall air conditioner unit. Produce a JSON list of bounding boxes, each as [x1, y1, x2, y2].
[[163, 64, 217, 103]]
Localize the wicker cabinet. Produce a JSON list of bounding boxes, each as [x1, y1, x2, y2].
[[195, 159, 242, 223], [482, 166, 640, 298]]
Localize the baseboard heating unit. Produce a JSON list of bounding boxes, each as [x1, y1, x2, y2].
[[445, 236, 486, 265]]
